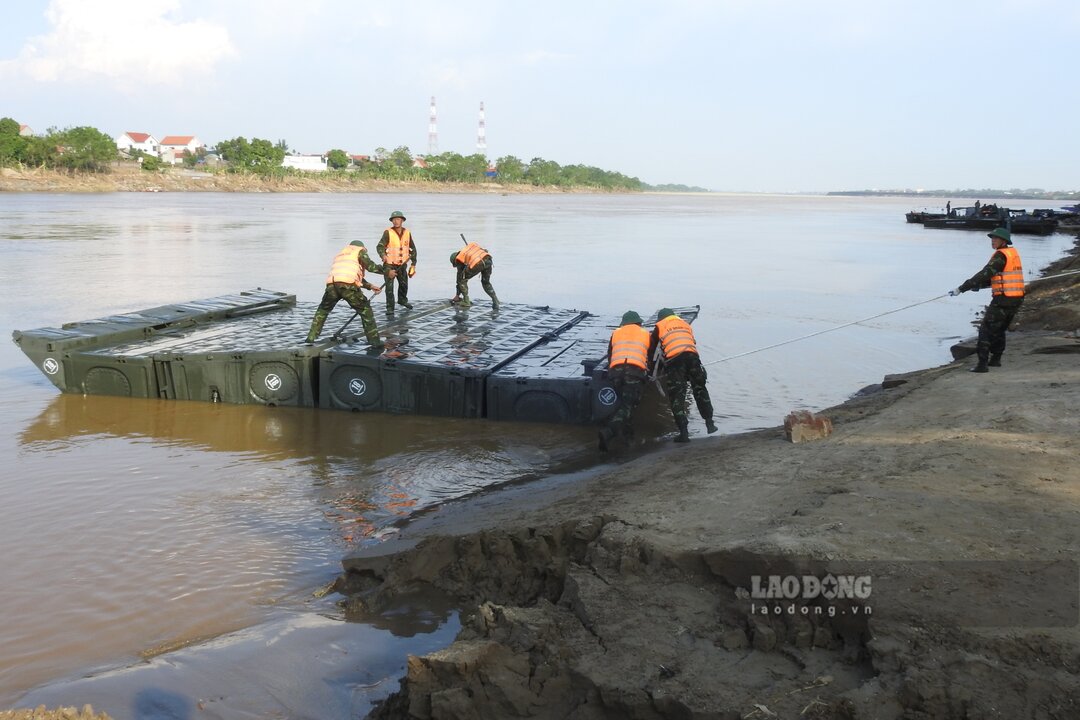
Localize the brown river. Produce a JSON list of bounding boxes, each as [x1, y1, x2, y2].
[[1, 191, 1074, 718]]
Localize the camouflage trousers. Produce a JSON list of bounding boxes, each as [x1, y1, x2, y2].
[[661, 352, 714, 427], [976, 296, 1023, 360], [383, 263, 410, 308], [602, 365, 647, 441], [457, 257, 496, 300], [307, 283, 380, 345]]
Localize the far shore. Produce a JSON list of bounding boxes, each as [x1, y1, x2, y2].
[[0, 166, 637, 195], [0, 167, 870, 198]]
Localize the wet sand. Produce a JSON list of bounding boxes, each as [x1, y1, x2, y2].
[[339, 241, 1080, 719]]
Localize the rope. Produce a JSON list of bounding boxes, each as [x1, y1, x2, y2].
[[704, 267, 1080, 366], [704, 294, 948, 366], [1032, 269, 1080, 282]]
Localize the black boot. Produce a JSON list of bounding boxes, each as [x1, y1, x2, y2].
[[969, 350, 989, 373], [705, 418, 718, 434], [988, 354, 1002, 367], [673, 420, 690, 443]]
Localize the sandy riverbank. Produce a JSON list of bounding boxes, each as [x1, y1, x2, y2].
[[0, 166, 616, 194], [337, 242, 1080, 719], [0, 706, 111, 720]]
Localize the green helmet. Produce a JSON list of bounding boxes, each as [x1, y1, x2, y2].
[[349, 240, 366, 247], [987, 227, 1012, 244], [389, 211, 406, 221], [656, 307, 676, 320], [620, 310, 643, 326], [449, 250, 460, 265]]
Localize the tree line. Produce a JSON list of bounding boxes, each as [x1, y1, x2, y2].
[[0, 118, 116, 173], [1, 118, 649, 191], [218, 137, 646, 190]]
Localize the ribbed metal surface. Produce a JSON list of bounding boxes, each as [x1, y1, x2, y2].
[[335, 303, 586, 372], [11, 289, 295, 394], [13, 291, 698, 424]]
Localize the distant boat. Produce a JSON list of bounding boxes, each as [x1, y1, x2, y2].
[[909, 203, 1059, 236], [921, 214, 1058, 236], [905, 210, 944, 223]]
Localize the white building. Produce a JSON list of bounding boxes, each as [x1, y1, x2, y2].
[[282, 155, 328, 172], [115, 131, 159, 156], [159, 135, 205, 164]]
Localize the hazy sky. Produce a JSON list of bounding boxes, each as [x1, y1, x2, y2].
[[2, 0, 1077, 192]]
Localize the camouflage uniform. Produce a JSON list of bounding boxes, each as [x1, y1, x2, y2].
[[451, 252, 499, 308], [376, 226, 417, 311], [651, 314, 717, 441], [598, 312, 652, 451], [600, 365, 647, 446], [306, 243, 386, 347], [957, 247, 1024, 367], [659, 352, 714, 427]]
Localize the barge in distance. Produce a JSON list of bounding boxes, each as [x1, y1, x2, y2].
[[906, 203, 1062, 236]]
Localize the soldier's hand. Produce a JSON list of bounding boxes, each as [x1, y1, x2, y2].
[[387, 269, 398, 279], [948, 286, 964, 297], [372, 286, 382, 295], [408, 265, 416, 278]]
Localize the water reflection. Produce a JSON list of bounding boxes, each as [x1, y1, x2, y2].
[[19, 392, 604, 541], [21, 392, 594, 461]]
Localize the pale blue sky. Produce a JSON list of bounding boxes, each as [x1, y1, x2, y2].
[[2, 0, 1078, 192]]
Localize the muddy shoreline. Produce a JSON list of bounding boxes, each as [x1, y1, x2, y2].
[[337, 240, 1080, 719]]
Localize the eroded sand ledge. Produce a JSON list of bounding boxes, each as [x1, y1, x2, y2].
[[338, 244, 1080, 720]]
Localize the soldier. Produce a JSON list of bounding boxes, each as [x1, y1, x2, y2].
[[651, 308, 718, 442], [376, 210, 417, 313], [450, 241, 500, 309], [597, 310, 650, 452], [949, 227, 1024, 372], [305, 240, 393, 349]]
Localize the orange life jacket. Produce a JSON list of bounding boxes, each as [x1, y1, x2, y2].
[[610, 324, 650, 370], [656, 315, 698, 360], [384, 227, 412, 265], [326, 245, 365, 286], [456, 242, 490, 269], [990, 246, 1024, 297]]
